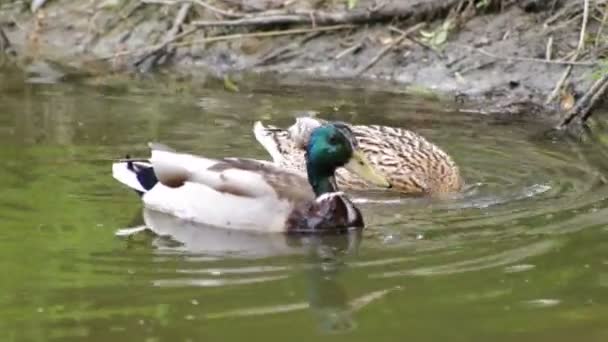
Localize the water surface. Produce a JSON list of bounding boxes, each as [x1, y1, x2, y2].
[[2, 68, 608, 341]]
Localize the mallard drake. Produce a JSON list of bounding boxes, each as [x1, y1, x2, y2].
[[254, 117, 463, 196], [112, 123, 390, 233]]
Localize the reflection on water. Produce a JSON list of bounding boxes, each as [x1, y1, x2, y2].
[[122, 209, 375, 334], [1, 66, 608, 341]]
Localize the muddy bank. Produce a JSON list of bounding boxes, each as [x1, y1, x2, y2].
[[0, 0, 606, 124]]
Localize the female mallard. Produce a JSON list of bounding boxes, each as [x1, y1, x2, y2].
[[254, 117, 463, 196], [111, 123, 390, 233]]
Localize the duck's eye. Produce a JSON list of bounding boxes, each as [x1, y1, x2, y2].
[[328, 135, 338, 145]]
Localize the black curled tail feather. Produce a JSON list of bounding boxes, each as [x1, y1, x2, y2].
[[125, 155, 158, 193], [113, 154, 158, 196], [131, 163, 158, 193]]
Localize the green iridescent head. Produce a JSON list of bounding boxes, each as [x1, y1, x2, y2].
[[305, 123, 390, 196]]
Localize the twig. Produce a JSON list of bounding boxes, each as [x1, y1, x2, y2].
[[578, 0, 590, 52], [546, 0, 590, 104], [190, 0, 243, 18], [192, 14, 341, 27], [543, 12, 583, 35], [142, 0, 243, 18], [409, 36, 443, 56], [355, 42, 402, 76], [546, 68, 572, 104], [543, 1, 582, 28], [355, 23, 424, 76], [545, 36, 553, 61], [559, 49, 577, 62], [123, 1, 145, 20], [388, 24, 442, 57], [100, 24, 354, 61], [0, 26, 11, 53], [453, 44, 598, 66], [104, 26, 198, 61], [557, 72, 608, 128], [335, 39, 365, 59], [249, 31, 322, 67], [387, 24, 425, 37], [134, 2, 192, 70], [140, 0, 170, 2], [171, 24, 355, 48], [579, 78, 608, 123], [596, 2, 608, 47]]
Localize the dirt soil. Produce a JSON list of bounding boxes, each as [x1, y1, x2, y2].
[[0, 0, 607, 123]]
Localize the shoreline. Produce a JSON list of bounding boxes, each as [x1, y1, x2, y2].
[[1, 0, 606, 126]]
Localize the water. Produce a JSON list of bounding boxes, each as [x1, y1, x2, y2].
[[2, 67, 608, 341]]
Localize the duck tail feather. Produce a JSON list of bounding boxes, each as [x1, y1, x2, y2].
[[112, 156, 157, 195]]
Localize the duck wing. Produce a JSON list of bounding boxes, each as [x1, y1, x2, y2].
[[113, 143, 317, 232], [149, 143, 315, 202]]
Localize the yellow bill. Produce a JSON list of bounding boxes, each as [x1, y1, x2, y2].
[[344, 150, 391, 188]]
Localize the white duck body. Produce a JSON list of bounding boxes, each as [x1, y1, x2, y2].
[[142, 181, 293, 233], [112, 143, 364, 233]]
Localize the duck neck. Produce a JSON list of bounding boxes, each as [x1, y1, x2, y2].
[[306, 160, 336, 196]]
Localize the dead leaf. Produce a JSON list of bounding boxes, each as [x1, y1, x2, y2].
[[378, 35, 394, 45], [559, 89, 575, 111]]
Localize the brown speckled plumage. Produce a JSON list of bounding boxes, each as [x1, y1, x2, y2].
[[254, 118, 463, 196]]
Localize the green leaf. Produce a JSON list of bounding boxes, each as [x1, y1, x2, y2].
[[433, 29, 448, 46], [420, 30, 434, 38], [347, 0, 358, 10], [476, 0, 490, 9], [591, 59, 608, 80], [223, 75, 240, 92], [442, 19, 453, 30]]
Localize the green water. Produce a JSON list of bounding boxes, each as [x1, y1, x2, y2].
[[2, 68, 608, 342]]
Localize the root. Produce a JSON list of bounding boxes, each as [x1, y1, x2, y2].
[[557, 72, 608, 129]]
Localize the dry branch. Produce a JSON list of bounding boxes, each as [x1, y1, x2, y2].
[[596, 2, 608, 47], [134, 2, 192, 71], [453, 44, 598, 66], [0, 26, 10, 53], [142, 0, 244, 17], [546, 0, 591, 105], [169, 24, 355, 48], [354, 23, 425, 76], [190, 0, 244, 18], [249, 31, 324, 68], [101, 24, 355, 61], [334, 39, 365, 59], [543, 1, 583, 28], [192, 0, 461, 28], [557, 72, 608, 129]]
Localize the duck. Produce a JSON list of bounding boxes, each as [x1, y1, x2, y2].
[[253, 117, 463, 196], [112, 123, 391, 233]]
